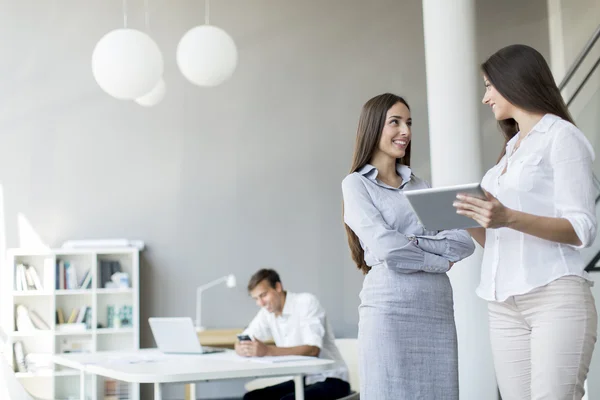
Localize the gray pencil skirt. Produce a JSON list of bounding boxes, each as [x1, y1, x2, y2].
[[358, 264, 458, 400]]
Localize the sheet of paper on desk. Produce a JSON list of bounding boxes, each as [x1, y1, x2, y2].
[[248, 355, 316, 364], [90, 353, 169, 366]]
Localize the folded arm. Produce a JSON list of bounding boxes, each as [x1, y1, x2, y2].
[[342, 175, 450, 273], [413, 229, 476, 262]]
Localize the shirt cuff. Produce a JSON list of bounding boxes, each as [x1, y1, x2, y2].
[[422, 252, 450, 273], [415, 236, 450, 257], [564, 215, 594, 249]]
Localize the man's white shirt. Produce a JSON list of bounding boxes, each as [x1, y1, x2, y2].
[[243, 292, 349, 385]]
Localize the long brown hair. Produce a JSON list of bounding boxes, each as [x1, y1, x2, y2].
[[481, 44, 574, 162], [344, 93, 411, 274]]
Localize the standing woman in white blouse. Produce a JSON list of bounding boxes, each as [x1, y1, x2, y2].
[[454, 44, 598, 400]]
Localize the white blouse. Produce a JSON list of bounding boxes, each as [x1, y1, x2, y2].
[[477, 114, 597, 302]]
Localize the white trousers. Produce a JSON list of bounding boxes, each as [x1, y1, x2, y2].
[[488, 276, 598, 400]]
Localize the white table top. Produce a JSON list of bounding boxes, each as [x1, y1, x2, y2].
[[53, 349, 335, 384]]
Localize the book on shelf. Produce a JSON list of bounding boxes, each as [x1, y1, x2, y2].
[[15, 305, 34, 332], [13, 341, 27, 372], [56, 308, 65, 325], [65, 261, 78, 290], [23, 264, 35, 289], [57, 260, 64, 290], [78, 268, 92, 289], [29, 309, 50, 330], [27, 266, 43, 290], [76, 306, 89, 324], [66, 308, 78, 324]]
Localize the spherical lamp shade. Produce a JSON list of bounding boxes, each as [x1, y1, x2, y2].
[[176, 25, 238, 87], [135, 78, 166, 107], [92, 28, 164, 100]]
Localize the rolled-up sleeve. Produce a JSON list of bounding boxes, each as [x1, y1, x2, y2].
[[243, 309, 272, 342], [415, 230, 476, 262], [342, 174, 449, 273], [297, 296, 326, 349], [551, 126, 597, 248]]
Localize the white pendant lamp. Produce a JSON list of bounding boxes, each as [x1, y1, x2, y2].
[[135, 77, 166, 107], [176, 0, 238, 87], [91, 0, 163, 100], [134, 0, 166, 107]]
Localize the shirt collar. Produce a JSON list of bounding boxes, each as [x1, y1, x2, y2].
[[357, 163, 413, 188], [280, 292, 294, 316], [509, 114, 560, 144], [532, 113, 561, 133], [506, 113, 561, 150]]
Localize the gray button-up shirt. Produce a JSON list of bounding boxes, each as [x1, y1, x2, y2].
[[342, 163, 475, 272]]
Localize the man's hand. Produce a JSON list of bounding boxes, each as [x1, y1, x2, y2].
[[236, 338, 269, 357]]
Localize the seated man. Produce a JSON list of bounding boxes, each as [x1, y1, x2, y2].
[[236, 269, 351, 400]]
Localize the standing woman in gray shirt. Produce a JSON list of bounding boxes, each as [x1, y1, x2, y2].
[[342, 93, 476, 399]]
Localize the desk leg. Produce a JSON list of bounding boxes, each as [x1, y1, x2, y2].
[[154, 383, 163, 400], [293, 375, 304, 400], [79, 371, 86, 400]]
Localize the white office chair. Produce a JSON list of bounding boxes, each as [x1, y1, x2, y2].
[[0, 328, 35, 400], [334, 338, 359, 400]]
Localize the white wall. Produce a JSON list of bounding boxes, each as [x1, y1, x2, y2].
[[475, 0, 551, 171]]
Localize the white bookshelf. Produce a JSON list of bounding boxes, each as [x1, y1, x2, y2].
[[3, 247, 140, 400]]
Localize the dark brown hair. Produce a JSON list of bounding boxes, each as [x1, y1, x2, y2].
[[344, 93, 411, 274], [247, 269, 281, 292], [481, 44, 574, 162]]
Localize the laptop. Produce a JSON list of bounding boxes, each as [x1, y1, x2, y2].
[[148, 317, 225, 355]]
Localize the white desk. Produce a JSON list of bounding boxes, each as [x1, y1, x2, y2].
[[53, 349, 334, 400]]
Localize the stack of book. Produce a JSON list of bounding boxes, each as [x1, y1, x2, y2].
[[14, 264, 45, 291]]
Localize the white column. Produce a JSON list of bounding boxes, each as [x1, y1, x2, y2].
[[547, 0, 567, 83], [422, 1, 497, 399]]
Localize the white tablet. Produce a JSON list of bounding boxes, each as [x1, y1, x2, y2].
[[404, 182, 486, 231]]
